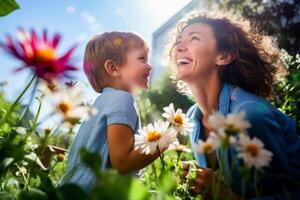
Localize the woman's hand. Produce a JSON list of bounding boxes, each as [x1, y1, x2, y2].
[[181, 161, 241, 200], [181, 161, 214, 194]]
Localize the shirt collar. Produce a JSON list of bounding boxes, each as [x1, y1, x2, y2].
[[218, 82, 234, 116]]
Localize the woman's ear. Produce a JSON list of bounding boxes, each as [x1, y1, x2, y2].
[[104, 59, 121, 77], [216, 52, 236, 66]]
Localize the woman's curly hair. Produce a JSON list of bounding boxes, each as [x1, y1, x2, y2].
[[169, 11, 286, 100]]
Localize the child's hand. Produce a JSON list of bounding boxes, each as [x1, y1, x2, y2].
[[107, 124, 164, 173]]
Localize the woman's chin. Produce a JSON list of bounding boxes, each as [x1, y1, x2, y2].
[[175, 72, 188, 81]]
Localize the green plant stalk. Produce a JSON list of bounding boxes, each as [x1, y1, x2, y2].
[[214, 145, 226, 200], [0, 73, 37, 125], [241, 178, 246, 199], [16, 77, 38, 126], [254, 169, 260, 198], [30, 96, 42, 132], [156, 146, 165, 172], [151, 163, 158, 184], [241, 167, 250, 200], [210, 153, 218, 200]]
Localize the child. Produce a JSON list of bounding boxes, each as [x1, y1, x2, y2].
[[58, 32, 162, 191]]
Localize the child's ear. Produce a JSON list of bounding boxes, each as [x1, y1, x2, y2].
[[216, 52, 236, 66], [104, 59, 121, 77]]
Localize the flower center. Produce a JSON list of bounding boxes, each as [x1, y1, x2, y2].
[[203, 143, 213, 153], [246, 144, 259, 157], [36, 47, 56, 61], [225, 124, 238, 135], [58, 101, 71, 114], [147, 130, 161, 142], [57, 154, 65, 162], [174, 114, 183, 125]]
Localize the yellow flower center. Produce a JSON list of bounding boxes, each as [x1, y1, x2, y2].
[[58, 101, 72, 114], [225, 123, 239, 135], [36, 47, 56, 61], [57, 154, 65, 162], [44, 128, 51, 135], [203, 143, 213, 153], [147, 130, 161, 142], [246, 144, 259, 157], [174, 114, 183, 125]]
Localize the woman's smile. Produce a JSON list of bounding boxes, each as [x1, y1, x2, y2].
[[176, 57, 193, 67]]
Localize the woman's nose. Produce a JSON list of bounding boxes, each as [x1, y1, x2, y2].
[[175, 41, 187, 52]]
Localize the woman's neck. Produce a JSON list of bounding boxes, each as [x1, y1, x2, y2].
[[188, 73, 222, 120]]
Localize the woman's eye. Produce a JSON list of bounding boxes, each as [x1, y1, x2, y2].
[[191, 36, 200, 41], [175, 40, 181, 45]]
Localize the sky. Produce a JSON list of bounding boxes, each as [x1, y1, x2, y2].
[[0, 0, 191, 98], [0, 0, 191, 127]]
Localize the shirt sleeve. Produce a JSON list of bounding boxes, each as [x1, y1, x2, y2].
[[105, 91, 138, 131]]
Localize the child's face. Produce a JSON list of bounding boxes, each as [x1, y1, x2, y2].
[[119, 47, 151, 91]]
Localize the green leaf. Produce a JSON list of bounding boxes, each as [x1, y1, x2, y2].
[[0, 0, 20, 17], [55, 184, 89, 200], [0, 191, 16, 200], [24, 152, 47, 170], [2, 157, 14, 168], [80, 148, 102, 176], [19, 188, 48, 200], [128, 179, 150, 200]]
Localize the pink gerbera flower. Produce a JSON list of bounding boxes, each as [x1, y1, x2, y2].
[[0, 28, 78, 81]]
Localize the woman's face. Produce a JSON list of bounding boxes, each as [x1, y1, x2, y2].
[[174, 23, 219, 82]]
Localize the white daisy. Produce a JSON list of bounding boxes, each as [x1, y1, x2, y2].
[[236, 134, 273, 168], [134, 120, 179, 155], [45, 82, 97, 125], [194, 132, 221, 154], [162, 103, 194, 135], [208, 111, 251, 136], [38, 79, 61, 95]]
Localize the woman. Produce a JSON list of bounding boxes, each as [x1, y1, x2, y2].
[[169, 12, 300, 199]]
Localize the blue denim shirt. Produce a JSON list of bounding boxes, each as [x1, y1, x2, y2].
[[57, 87, 141, 191], [187, 82, 300, 199]]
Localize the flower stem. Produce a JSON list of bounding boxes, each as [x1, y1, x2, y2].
[[254, 169, 259, 198], [156, 146, 165, 171], [0, 73, 37, 125], [16, 76, 38, 126]]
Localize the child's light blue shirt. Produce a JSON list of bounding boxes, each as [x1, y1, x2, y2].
[[57, 87, 141, 191]]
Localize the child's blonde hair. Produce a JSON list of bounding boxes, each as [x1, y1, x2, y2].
[[83, 31, 148, 92]]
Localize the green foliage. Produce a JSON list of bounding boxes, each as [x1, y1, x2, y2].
[[71, 148, 151, 200], [274, 52, 300, 131], [0, 0, 20, 16], [207, 0, 300, 55], [139, 149, 201, 200]]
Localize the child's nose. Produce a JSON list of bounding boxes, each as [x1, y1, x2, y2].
[[146, 64, 152, 70]]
